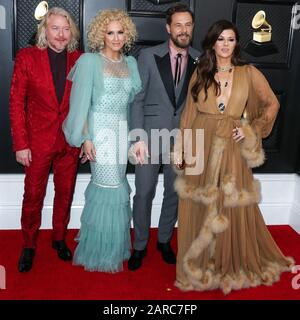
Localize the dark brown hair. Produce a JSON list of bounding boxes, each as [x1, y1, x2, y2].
[[166, 3, 194, 25], [191, 20, 246, 102]]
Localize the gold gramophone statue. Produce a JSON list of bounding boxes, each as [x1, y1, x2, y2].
[[34, 1, 49, 21], [28, 1, 49, 45], [244, 10, 278, 57], [252, 10, 272, 42]]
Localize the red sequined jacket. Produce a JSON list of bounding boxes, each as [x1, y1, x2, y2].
[[9, 46, 81, 152]]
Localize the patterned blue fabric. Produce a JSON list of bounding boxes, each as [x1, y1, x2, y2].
[[63, 53, 141, 272]]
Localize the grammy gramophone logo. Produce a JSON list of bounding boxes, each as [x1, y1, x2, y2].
[[34, 1, 48, 20], [252, 10, 272, 42], [244, 10, 278, 57], [28, 1, 48, 45]]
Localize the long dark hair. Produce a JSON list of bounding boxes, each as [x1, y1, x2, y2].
[[191, 20, 246, 102]]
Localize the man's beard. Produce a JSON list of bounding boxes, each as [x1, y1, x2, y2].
[[171, 33, 192, 49]]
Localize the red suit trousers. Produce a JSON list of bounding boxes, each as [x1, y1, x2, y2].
[[21, 145, 79, 248]]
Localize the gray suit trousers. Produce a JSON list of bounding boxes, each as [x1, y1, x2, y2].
[[132, 161, 178, 250]]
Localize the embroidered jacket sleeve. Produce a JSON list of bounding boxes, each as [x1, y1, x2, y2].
[[9, 49, 29, 152]]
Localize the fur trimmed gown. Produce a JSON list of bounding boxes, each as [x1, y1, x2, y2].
[[174, 65, 294, 294], [63, 53, 141, 272]]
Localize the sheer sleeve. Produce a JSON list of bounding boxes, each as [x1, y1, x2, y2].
[[63, 53, 96, 147], [240, 65, 279, 168], [246, 65, 279, 138], [126, 56, 142, 102]]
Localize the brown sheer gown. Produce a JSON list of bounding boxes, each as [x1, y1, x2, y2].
[[175, 65, 294, 295]]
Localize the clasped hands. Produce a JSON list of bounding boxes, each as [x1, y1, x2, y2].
[[80, 140, 96, 164], [129, 141, 149, 165]]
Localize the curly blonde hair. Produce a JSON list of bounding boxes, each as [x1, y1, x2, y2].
[[36, 7, 79, 52], [87, 9, 137, 52]]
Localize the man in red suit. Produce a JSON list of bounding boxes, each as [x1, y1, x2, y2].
[[9, 7, 81, 272]]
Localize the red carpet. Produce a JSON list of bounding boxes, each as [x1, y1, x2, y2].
[[0, 226, 299, 300]]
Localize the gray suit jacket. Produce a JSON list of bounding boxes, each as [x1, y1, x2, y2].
[[130, 41, 200, 145]]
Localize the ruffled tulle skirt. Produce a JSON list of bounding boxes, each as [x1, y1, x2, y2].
[[73, 179, 132, 272]]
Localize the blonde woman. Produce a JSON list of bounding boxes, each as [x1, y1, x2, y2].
[[63, 9, 141, 272]]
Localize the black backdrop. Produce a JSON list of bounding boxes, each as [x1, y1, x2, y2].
[[0, 0, 299, 174]]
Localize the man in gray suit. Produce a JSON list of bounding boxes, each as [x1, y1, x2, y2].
[[128, 3, 200, 271]]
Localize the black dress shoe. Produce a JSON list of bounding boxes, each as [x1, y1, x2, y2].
[[18, 248, 35, 273], [157, 241, 176, 264], [128, 249, 147, 271], [52, 240, 72, 261]]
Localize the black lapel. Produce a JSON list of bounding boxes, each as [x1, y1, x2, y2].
[[154, 53, 176, 108], [176, 55, 197, 109]]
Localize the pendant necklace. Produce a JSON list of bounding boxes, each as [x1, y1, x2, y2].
[[216, 66, 233, 113]]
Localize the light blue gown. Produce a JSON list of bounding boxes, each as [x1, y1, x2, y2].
[[63, 53, 141, 272]]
